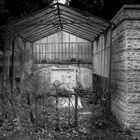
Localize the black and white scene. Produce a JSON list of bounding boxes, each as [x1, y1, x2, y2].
[[0, 0, 140, 139]]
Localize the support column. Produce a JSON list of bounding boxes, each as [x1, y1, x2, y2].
[[11, 38, 16, 90]]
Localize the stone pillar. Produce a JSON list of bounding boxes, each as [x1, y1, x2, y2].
[[111, 5, 140, 137]]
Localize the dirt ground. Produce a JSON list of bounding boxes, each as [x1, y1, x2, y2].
[[53, 105, 133, 140], [0, 104, 134, 140]]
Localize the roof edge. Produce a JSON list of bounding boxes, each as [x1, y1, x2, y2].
[[8, 3, 112, 27], [7, 3, 57, 26], [59, 3, 112, 24], [111, 4, 140, 24]]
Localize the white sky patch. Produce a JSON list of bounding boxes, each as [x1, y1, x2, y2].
[[53, 0, 67, 4]]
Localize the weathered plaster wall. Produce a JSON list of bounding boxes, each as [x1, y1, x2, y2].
[[2, 31, 33, 93], [33, 64, 92, 89], [111, 5, 140, 134]]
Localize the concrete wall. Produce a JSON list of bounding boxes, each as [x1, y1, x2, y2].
[[111, 5, 140, 134], [34, 64, 92, 90]]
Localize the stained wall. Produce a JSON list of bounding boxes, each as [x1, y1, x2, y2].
[[111, 5, 140, 134]]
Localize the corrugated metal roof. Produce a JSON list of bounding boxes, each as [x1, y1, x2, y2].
[[8, 3, 112, 42]]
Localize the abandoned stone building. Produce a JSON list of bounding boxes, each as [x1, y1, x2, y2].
[[1, 2, 140, 138]]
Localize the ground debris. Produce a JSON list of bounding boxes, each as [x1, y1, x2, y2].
[[0, 104, 133, 140]]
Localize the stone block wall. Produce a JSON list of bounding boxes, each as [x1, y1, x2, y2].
[[111, 5, 140, 134], [125, 20, 140, 132], [111, 20, 128, 128]]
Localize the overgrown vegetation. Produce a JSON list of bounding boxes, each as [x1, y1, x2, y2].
[[0, 71, 133, 140]]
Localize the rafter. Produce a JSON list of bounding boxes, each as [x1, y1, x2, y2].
[[8, 3, 112, 43]]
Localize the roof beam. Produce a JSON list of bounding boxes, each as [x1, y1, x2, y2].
[[64, 24, 98, 38], [20, 25, 55, 38], [59, 3, 111, 24], [63, 26, 95, 39], [9, 4, 57, 26], [24, 26, 57, 40], [63, 29, 93, 41], [21, 19, 98, 42], [15, 9, 57, 26], [60, 14, 103, 32], [59, 4, 109, 29], [61, 18, 100, 35], [60, 11, 106, 32], [14, 12, 58, 33], [19, 20, 58, 36], [57, 3, 63, 30], [9, 3, 111, 43], [63, 27, 94, 41], [31, 30, 60, 42]]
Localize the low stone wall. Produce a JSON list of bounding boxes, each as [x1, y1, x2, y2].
[[33, 64, 92, 89]]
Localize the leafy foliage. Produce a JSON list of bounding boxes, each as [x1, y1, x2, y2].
[[0, 72, 133, 140], [70, 0, 104, 16], [70, 0, 140, 19]]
